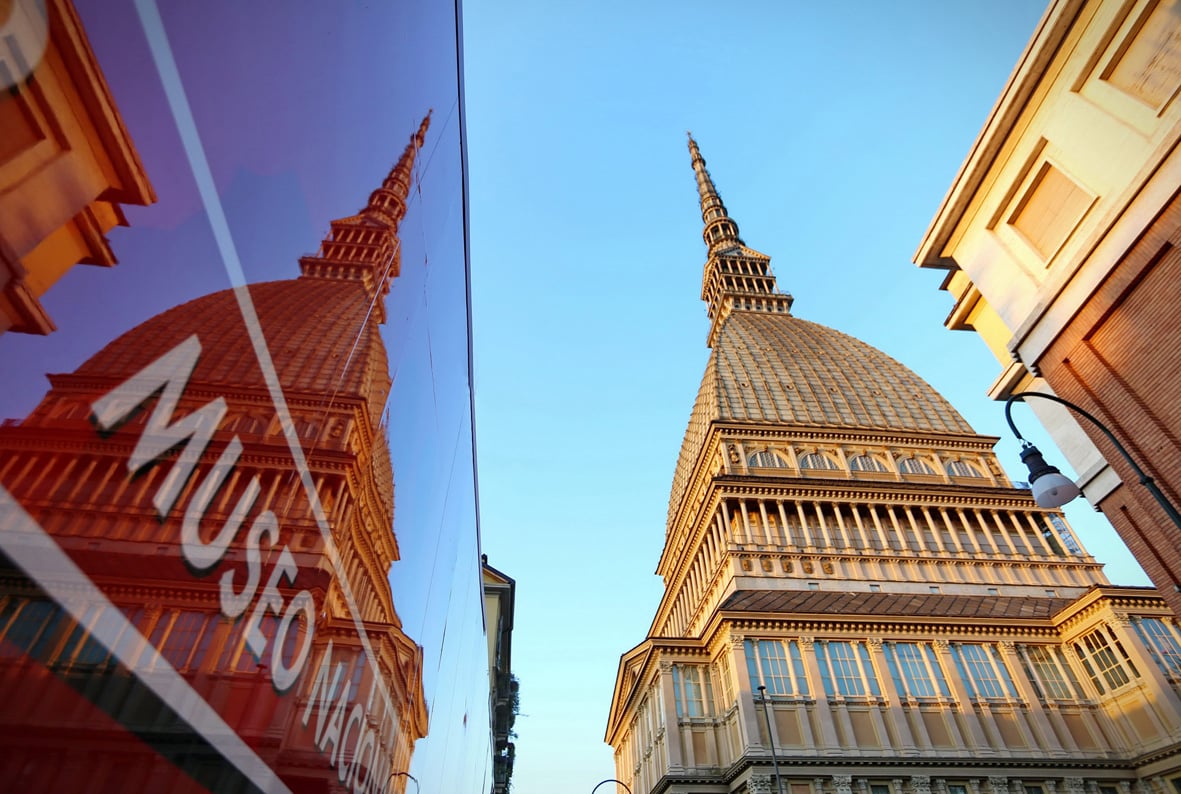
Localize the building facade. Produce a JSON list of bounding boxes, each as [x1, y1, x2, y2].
[[914, 0, 1181, 616], [0, 118, 434, 793], [605, 136, 1181, 794], [0, 0, 154, 335], [483, 556, 518, 794]]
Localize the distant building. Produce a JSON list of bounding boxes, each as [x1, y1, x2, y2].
[[0, 0, 154, 335], [915, 0, 1181, 618], [605, 135, 1181, 794], [0, 118, 432, 792], [482, 555, 517, 794]]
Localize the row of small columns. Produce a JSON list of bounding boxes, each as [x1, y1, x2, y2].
[[662, 498, 1089, 636]]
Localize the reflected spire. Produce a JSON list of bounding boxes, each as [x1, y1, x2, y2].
[[687, 131, 743, 253], [299, 112, 432, 320], [363, 110, 432, 229]]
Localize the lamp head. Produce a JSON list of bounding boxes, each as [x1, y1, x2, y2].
[[1020, 444, 1081, 508]]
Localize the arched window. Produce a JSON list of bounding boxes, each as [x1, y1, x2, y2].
[[849, 454, 887, 473], [897, 457, 935, 475], [798, 452, 839, 470], [946, 460, 982, 477], [747, 450, 787, 468]]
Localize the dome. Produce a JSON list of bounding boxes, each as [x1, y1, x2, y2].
[[667, 310, 975, 526], [710, 312, 972, 432], [72, 277, 390, 423]]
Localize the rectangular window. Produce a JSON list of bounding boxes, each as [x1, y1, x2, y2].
[[816, 640, 879, 698], [1134, 617, 1181, 678], [952, 643, 1017, 700], [1022, 645, 1074, 700], [828, 642, 863, 696], [1075, 627, 1136, 693], [894, 642, 935, 697], [671, 664, 710, 718], [716, 650, 734, 710], [746, 639, 808, 697], [948, 786, 968, 794]]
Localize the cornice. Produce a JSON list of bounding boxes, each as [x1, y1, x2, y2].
[[713, 421, 1001, 450]]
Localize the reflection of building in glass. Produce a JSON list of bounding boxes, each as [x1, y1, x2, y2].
[[915, 0, 1181, 621], [604, 136, 1181, 794], [0, 0, 154, 335], [0, 116, 431, 792], [482, 555, 517, 794]]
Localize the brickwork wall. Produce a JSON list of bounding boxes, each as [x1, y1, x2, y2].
[[1038, 188, 1181, 617]]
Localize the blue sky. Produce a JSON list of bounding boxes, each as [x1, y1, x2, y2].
[[462, 2, 1151, 792]]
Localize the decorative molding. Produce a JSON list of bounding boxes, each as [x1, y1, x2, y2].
[[748, 773, 774, 794]]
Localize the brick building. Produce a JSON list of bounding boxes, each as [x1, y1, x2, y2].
[[915, 0, 1181, 617]]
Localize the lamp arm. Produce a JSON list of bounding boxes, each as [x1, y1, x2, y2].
[[1005, 391, 1181, 530], [1006, 392, 1149, 481]]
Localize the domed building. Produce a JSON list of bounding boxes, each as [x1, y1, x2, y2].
[[0, 118, 432, 793], [605, 138, 1181, 794]]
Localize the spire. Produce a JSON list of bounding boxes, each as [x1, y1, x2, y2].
[[686, 133, 793, 347], [362, 111, 432, 229], [298, 111, 432, 321], [687, 132, 743, 254]]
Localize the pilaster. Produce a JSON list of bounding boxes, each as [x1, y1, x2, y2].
[[868, 638, 918, 754], [799, 636, 840, 751], [996, 640, 1064, 755], [731, 634, 765, 754], [933, 639, 993, 754], [657, 660, 684, 771]]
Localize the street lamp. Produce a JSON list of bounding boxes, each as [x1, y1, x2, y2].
[[388, 771, 419, 794], [756, 685, 784, 794], [1004, 391, 1181, 529], [591, 779, 633, 794]]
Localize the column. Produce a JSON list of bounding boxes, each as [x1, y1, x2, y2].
[[937, 507, 967, 554], [850, 506, 876, 552], [759, 501, 774, 546], [657, 660, 684, 771], [1112, 613, 1181, 718], [740, 499, 754, 544], [932, 639, 993, 754], [730, 634, 766, 755], [1021, 512, 1057, 557], [919, 506, 949, 554], [995, 641, 1064, 756], [777, 501, 793, 548], [971, 509, 1002, 555], [795, 501, 815, 550], [903, 507, 932, 553], [799, 637, 840, 750], [814, 502, 835, 550], [867, 505, 892, 551], [866, 638, 917, 754], [954, 508, 985, 555]]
